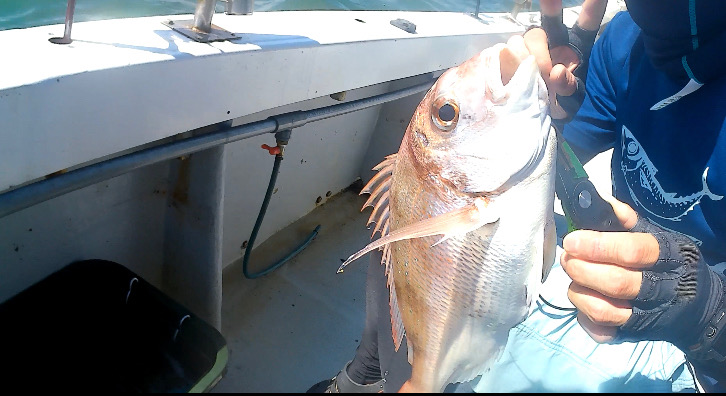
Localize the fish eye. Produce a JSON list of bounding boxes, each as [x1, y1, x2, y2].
[[439, 104, 456, 122], [432, 98, 459, 131]]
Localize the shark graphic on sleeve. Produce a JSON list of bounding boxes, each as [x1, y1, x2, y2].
[[620, 125, 723, 223]]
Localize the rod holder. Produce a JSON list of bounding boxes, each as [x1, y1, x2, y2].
[[49, 0, 76, 44], [511, 0, 533, 19], [193, 0, 218, 33], [162, 0, 237, 43], [226, 0, 254, 15]]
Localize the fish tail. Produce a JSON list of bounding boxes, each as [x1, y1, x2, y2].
[[702, 167, 724, 201]]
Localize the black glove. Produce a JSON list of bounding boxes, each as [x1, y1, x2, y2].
[[615, 216, 726, 366], [538, 10, 598, 122]]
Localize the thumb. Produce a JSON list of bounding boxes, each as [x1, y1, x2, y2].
[[602, 195, 639, 230], [550, 63, 577, 97]]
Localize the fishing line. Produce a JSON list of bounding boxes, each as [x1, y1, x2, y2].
[[538, 294, 577, 312]]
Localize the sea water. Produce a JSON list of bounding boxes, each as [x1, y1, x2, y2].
[[0, 0, 583, 31]]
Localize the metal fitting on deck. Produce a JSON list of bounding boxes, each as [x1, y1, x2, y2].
[[193, 0, 218, 34], [163, 0, 242, 43], [49, 0, 76, 44], [226, 0, 254, 15]]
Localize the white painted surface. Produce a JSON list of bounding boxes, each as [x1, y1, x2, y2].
[[0, 78, 427, 304], [0, 11, 524, 192]]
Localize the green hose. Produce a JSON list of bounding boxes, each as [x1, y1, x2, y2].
[[242, 152, 321, 279]]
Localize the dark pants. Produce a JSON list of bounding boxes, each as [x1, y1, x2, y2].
[[348, 249, 412, 392]]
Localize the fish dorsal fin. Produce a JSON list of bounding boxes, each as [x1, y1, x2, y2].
[[386, 250, 406, 352], [377, 220, 406, 351], [361, 155, 396, 239], [355, 154, 406, 349]]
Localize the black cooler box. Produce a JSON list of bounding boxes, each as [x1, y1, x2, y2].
[[0, 259, 228, 392]]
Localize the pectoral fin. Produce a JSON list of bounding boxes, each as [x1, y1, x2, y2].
[[337, 198, 498, 273]]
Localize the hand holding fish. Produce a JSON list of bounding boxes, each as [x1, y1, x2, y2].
[[522, 0, 608, 120], [561, 196, 726, 361]]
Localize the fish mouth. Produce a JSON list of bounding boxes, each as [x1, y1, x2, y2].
[[491, 43, 542, 101], [462, 50, 544, 123], [499, 45, 524, 87]]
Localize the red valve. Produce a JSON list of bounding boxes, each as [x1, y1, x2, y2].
[[261, 144, 281, 155]]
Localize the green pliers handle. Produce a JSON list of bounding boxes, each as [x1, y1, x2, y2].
[[554, 127, 624, 233]]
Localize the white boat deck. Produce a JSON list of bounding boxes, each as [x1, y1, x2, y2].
[[215, 187, 372, 393]]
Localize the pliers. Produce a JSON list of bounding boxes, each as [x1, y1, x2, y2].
[[553, 127, 623, 233]]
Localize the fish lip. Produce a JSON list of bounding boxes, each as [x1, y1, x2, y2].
[[468, 183, 509, 196], [471, 191, 499, 199]]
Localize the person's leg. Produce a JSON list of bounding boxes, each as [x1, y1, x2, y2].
[[345, 249, 385, 385], [306, 251, 386, 393]]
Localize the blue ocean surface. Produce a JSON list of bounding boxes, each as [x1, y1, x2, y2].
[[0, 0, 584, 31]]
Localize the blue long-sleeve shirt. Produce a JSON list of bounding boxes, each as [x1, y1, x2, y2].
[[563, 11, 726, 269], [562, 11, 726, 391]]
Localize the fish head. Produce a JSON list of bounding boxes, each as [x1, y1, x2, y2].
[[405, 43, 551, 194]]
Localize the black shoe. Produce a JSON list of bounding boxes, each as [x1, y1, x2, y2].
[[306, 378, 335, 393], [305, 361, 384, 393]]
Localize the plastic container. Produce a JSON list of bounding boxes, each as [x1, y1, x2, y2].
[[0, 259, 228, 392]]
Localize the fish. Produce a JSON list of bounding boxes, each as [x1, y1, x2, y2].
[[337, 42, 558, 392], [621, 125, 723, 221]]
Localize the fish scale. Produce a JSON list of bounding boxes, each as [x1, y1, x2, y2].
[[338, 43, 557, 392]]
